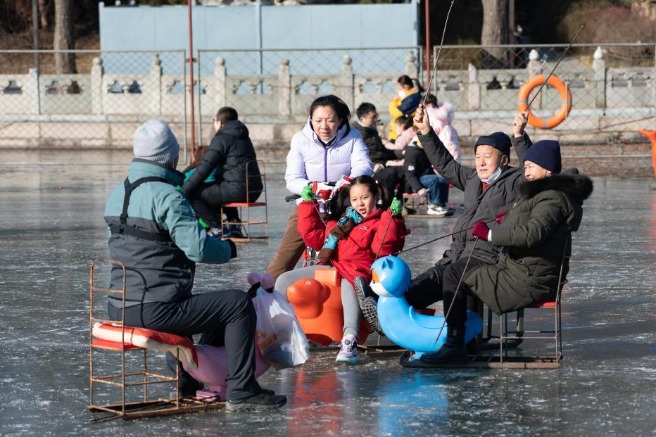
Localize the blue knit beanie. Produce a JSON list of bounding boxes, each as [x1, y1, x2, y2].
[[524, 140, 562, 173], [475, 132, 511, 157]]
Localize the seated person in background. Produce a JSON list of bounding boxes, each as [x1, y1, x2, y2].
[[388, 75, 422, 141], [382, 115, 416, 170], [352, 102, 405, 200], [421, 140, 593, 366], [275, 176, 406, 364], [183, 146, 214, 184], [182, 107, 263, 239], [104, 119, 285, 410], [404, 135, 454, 217]]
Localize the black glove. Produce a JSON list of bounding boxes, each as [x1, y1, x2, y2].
[[225, 239, 237, 259]]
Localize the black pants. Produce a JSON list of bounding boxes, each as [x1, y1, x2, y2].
[[404, 262, 449, 309], [188, 182, 262, 228], [108, 289, 260, 401], [373, 166, 405, 200], [441, 256, 488, 328]]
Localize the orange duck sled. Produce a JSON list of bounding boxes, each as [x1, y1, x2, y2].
[[286, 267, 371, 346]]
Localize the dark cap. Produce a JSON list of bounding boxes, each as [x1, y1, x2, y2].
[[524, 140, 562, 173], [474, 132, 512, 157]]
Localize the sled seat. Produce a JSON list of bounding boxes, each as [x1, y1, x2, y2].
[[484, 238, 570, 368], [89, 259, 224, 420], [220, 160, 268, 240]]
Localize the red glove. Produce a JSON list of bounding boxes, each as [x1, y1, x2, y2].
[[311, 181, 335, 201], [334, 176, 352, 191], [495, 211, 508, 224], [472, 221, 490, 241]]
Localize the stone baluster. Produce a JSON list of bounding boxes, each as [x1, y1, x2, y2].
[[527, 49, 542, 78], [278, 58, 291, 118], [340, 55, 354, 111], [467, 63, 480, 110], [150, 54, 162, 115], [91, 57, 104, 115], [404, 50, 417, 81], [215, 57, 226, 109], [27, 68, 40, 115], [593, 46, 606, 109]]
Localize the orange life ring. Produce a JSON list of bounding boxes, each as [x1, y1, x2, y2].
[[517, 74, 572, 129]]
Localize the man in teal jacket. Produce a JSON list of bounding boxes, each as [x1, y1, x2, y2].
[[104, 119, 285, 411]]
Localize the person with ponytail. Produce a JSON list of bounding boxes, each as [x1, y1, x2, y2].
[[275, 175, 407, 364], [266, 95, 373, 281], [387, 75, 423, 141]]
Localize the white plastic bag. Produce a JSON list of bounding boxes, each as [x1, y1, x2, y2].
[[252, 288, 310, 370]]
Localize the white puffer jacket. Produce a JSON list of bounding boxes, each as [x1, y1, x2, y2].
[[285, 119, 372, 195]]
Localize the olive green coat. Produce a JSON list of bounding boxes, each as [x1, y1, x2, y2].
[[464, 172, 593, 314]]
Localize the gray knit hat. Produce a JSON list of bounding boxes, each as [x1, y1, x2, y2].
[[133, 120, 180, 165]]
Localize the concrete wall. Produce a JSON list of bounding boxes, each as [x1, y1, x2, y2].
[[99, 2, 419, 75]]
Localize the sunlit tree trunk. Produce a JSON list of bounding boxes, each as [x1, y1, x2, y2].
[[54, 0, 76, 74], [481, 0, 509, 68], [38, 0, 49, 29]]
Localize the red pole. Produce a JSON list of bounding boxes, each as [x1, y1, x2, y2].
[[424, 0, 431, 89], [188, 0, 196, 161]]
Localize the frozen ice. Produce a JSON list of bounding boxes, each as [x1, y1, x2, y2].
[[0, 154, 655, 435]]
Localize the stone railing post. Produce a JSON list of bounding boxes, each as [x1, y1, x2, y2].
[[340, 55, 354, 111], [27, 68, 40, 115], [593, 46, 606, 109], [150, 54, 162, 115], [467, 63, 480, 110], [404, 50, 418, 81], [214, 57, 226, 109], [91, 57, 104, 115], [278, 58, 291, 118], [527, 49, 542, 77]]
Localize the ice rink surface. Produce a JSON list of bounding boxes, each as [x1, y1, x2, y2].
[[1, 154, 655, 435]]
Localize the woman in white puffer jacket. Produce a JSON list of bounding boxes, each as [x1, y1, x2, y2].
[[267, 95, 373, 280]]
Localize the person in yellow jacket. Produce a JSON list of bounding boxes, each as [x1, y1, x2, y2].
[[388, 75, 422, 141]]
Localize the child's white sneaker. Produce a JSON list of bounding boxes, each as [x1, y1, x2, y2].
[[336, 334, 358, 364]]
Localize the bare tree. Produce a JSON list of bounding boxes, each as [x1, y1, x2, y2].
[[38, 0, 50, 29], [53, 0, 76, 73], [481, 0, 509, 68]]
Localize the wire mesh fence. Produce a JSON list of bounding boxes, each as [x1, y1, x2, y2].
[[0, 49, 189, 161], [194, 47, 423, 146], [0, 43, 654, 167], [429, 43, 656, 138]]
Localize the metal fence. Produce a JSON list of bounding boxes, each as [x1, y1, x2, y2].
[[0, 43, 654, 164], [428, 43, 656, 140]]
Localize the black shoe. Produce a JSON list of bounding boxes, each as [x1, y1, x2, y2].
[[226, 391, 287, 412], [354, 276, 383, 335], [167, 351, 204, 398], [420, 325, 467, 366], [179, 376, 204, 398], [223, 223, 244, 238], [420, 342, 468, 366]]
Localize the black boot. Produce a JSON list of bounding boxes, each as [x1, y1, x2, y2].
[[420, 326, 468, 365], [167, 351, 204, 398]]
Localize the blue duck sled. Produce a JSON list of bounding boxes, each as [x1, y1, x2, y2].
[[369, 256, 483, 366]]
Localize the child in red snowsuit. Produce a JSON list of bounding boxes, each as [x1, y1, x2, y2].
[[275, 175, 407, 364]]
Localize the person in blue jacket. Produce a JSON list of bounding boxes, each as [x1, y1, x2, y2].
[[104, 120, 285, 411]]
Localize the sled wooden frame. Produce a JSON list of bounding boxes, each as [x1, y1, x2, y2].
[[89, 259, 225, 421]]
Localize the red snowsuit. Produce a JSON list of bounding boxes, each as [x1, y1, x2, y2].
[[297, 201, 407, 285]]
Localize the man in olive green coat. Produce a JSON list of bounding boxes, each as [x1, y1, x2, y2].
[[421, 140, 593, 365]]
